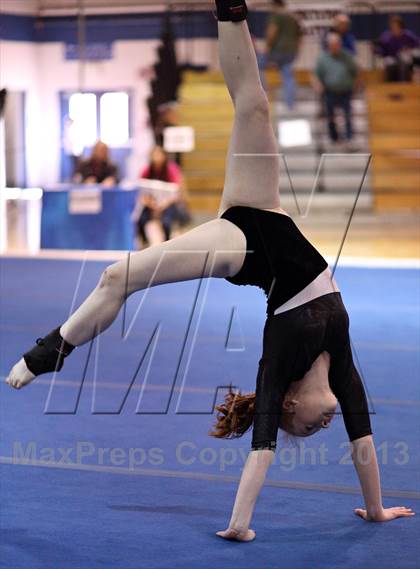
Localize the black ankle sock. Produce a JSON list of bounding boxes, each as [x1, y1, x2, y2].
[[23, 327, 75, 376], [215, 0, 248, 22]]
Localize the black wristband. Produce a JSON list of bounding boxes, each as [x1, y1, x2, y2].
[[251, 440, 277, 451], [215, 0, 248, 22]]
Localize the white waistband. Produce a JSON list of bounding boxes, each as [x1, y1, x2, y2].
[[273, 268, 340, 316]]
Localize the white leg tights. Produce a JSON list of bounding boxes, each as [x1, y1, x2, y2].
[[59, 219, 246, 346], [6, 220, 246, 388], [217, 22, 281, 214]]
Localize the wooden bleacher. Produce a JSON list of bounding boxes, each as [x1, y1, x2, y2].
[[178, 69, 408, 213], [366, 83, 420, 210], [178, 69, 317, 211], [178, 72, 232, 211]]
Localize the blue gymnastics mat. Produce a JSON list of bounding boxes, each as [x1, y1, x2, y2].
[[0, 257, 419, 569]]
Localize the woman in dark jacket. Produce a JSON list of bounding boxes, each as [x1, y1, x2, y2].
[[75, 140, 119, 186]]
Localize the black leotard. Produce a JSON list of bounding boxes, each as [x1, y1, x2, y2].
[[221, 206, 328, 315], [220, 206, 372, 449]]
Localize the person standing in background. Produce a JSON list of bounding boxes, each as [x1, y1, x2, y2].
[[313, 33, 360, 149], [154, 102, 183, 167], [322, 13, 356, 56], [317, 13, 356, 119], [260, 0, 302, 110], [376, 15, 420, 82]]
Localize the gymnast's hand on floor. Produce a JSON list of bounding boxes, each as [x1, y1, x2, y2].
[[216, 527, 256, 542], [354, 506, 415, 522]]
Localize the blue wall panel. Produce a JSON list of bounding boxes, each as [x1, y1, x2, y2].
[[2, 10, 418, 44]]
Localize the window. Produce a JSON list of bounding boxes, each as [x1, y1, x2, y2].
[[100, 92, 129, 146], [68, 90, 130, 150], [68, 93, 97, 148]]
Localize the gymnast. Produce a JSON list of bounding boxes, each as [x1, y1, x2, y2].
[[6, 0, 414, 542]]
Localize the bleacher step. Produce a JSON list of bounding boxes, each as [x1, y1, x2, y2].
[[179, 72, 375, 213]]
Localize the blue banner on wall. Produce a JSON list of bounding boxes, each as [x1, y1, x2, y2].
[[65, 42, 113, 60]]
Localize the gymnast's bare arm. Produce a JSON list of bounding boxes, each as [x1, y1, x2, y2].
[[216, 449, 274, 542], [217, 436, 415, 543], [351, 435, 415, 522]]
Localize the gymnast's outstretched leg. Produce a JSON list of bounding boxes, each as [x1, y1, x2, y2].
[[6, 219, 246, 388], [217, 16, 282, 214]]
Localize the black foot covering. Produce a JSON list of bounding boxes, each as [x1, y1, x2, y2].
[[23, 327, 75, 376], [215, 0, 248, 22]]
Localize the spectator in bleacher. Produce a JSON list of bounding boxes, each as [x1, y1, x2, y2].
[[134, 145, 190, 247], [313, 33, 360, 148], [259, 0, 303, 110], [322, 13, 356, 56], [74, 141, 119, 187], [376, 15, 420, 82]]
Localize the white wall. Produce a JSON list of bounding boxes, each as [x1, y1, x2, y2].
[[0, 35, 227, 186], [0, 41, 44, 186], [36, 39, 162, 184], [1, 38, 162, 185]]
